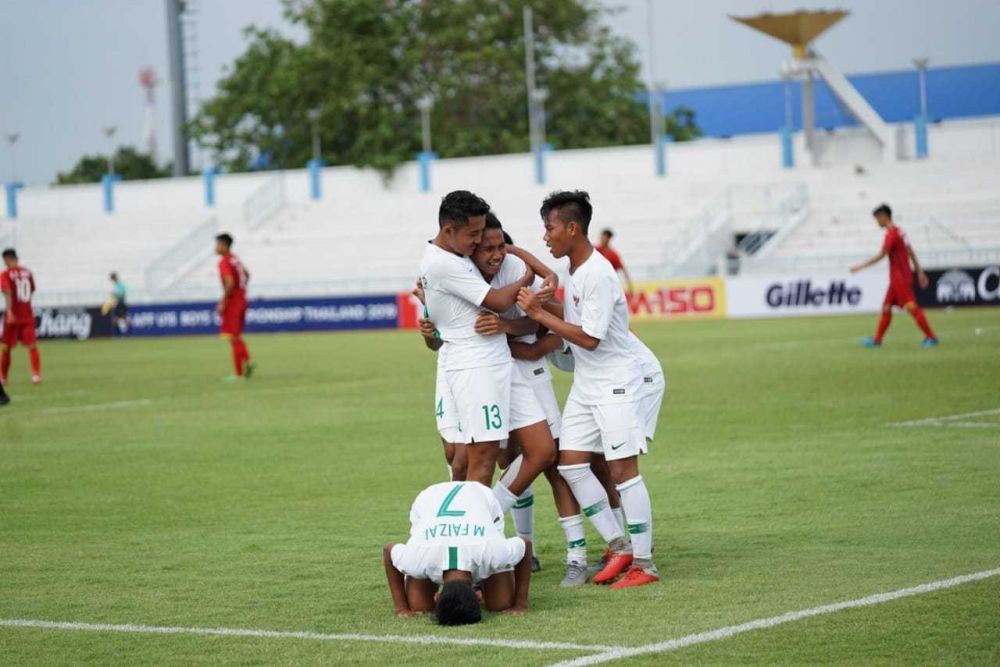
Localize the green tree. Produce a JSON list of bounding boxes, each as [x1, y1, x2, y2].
[[55, 147, 170, 185], [190, 0, 701, 175]]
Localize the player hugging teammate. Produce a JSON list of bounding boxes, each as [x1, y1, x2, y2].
[[384, 190, 665, 625]]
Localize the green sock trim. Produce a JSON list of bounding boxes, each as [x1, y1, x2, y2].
[[566, 539, 586, 549], [582, 498, 608, 517], [627, 522, 650, 535], [513, 495, 535, 509]]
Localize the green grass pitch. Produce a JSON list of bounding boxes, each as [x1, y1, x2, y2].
[[2, 309, 999, 665]]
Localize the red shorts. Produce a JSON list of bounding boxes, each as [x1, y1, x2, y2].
[[220, 300, 247, 336], [883, 281, 916, 309], [2, 319, 37, 347]]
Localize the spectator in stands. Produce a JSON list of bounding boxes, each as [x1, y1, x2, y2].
[[595, 229, 634, 293]]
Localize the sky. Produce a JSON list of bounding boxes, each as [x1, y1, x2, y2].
[[1, 0, 998, 186]]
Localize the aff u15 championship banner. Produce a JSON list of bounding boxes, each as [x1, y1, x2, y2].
[[915, 266, 1000, 308], [724, 273, 888, 318], [125, 295, 400, 336]]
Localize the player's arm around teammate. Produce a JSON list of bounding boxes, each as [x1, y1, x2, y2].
[[516, 191, 659, 589]]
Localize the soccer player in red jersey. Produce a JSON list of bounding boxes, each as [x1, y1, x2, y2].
[[215, 234, 255, 379], [850, 204, 938, 348], [595, 229, 633, 294], [1, 248, 41, 385]]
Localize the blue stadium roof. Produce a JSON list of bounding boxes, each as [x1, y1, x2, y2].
[[650, 62, 1000, 138]]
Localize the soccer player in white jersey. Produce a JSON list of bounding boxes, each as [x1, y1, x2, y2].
[[419, 191, 534, 486], [383, 481, 533, 622], [517, 190, 659, 589]]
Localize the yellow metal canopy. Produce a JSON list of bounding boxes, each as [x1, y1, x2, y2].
[[731, 10, 849, 58]]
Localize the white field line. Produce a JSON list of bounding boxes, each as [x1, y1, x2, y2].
[[39, 399, 152, 415], [547, 567, 1000, 667], [0, 618, 620, 654], [889, 408, 1000, 429]]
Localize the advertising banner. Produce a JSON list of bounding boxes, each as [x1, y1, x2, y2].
[[0, 306, 113, 341], [725, 273, 887, 318], [916, 266, 1000, 308], [126, 295, 400, 336], [627, 278, 726, 320]]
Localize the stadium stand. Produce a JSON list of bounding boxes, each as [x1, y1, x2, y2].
[[4, 116, 999, 307]]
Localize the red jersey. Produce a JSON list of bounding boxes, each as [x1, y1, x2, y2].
[[1, 266, 36, 324], [596, 245, 624, 271], [882, 226, 913, 286], [218, 253, 249, 301]]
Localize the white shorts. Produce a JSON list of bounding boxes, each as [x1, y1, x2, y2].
[[391, 538, 525, 584], [531, 379, 562, 439], [435, 370, 461, 443], [560, 395, 646, 461], [510, 371, 548, 431], [445, 363, 512, 444], [639, 372, 665, 441]]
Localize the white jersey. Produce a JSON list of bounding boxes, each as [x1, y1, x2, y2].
[[563, 250, 642, 405], [491, 255, 551, 385], [390, 481, 524, 583], [420, 242, 511, 371], [627, 332, 663, 379]]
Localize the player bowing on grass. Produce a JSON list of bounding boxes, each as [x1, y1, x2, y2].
[[215, 233, 256, 380], [419, 191, 534, 486], [850, 204, 938, 348], [517, 190, 659, 590], [1, 248, 41, 386], [383, 480, 533, 622]]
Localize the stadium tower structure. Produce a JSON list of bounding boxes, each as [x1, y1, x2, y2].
[[732, 10, 901, 165]]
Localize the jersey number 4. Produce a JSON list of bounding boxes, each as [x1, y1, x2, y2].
[[435, 398, 444, 419]]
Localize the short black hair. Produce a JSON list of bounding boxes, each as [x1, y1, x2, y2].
[[435, 581, 481, 626], [2, 248, 16, 260], [439, 190, 490, 229], [216, 233, 234, 248], [110, 272, 118, 281], [540, 190, 593, 234], [873, 204, 892, 218], [601, 228, 614, 238], [484, 211, 513, 244]]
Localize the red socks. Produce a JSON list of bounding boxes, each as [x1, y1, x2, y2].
[[876, 307, 936, 344], [230, 337, 250, 376], [29, 347, 41, 377], [0, 348, 9, 379], [874, 310, 892, 344], [910, 307, 936, 340]]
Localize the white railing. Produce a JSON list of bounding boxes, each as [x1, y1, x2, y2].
[[243, 173, 287, 229], [655, 189, 733, 278], [144, 216, 219, 294]]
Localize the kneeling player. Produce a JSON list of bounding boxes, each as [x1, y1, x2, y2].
[[383, 480, 533, 623]]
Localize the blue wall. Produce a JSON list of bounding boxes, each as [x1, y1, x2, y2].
[[654, 62, 1000, 138]]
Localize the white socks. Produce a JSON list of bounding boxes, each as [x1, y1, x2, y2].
[[492, 481, 518, 514], [511, 485, 535, 541], [558, 463, 624, 543], [494, 455, 535, 541], [559, 514, 587, 565], [617, 475, 653, 562]]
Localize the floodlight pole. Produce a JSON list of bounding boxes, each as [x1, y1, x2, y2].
[[416, 94, 436, 193], [5, 133, 19, 182], [913, 57, 930, 158], [523, 6, 545, 184], [104, 126, 118, 175]]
